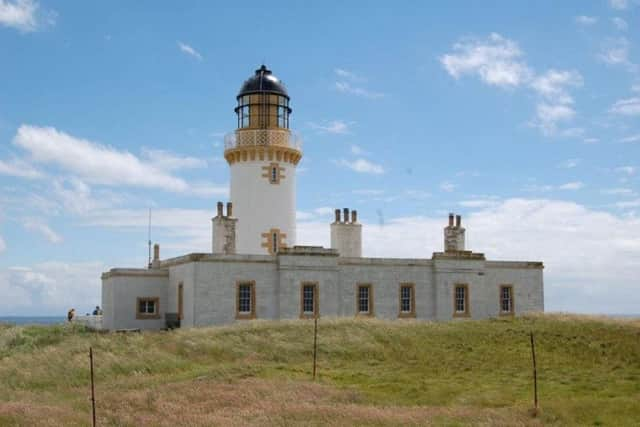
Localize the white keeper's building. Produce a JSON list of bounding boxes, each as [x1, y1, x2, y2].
[[101, 65, 544, 331]]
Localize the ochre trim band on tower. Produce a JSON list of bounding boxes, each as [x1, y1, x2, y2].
[[225, 146, 302, 165]]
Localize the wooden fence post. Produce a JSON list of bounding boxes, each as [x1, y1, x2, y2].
[[529, 331, 538, 415], [89, 346, 96, 427], [312, 316, 318, 380]]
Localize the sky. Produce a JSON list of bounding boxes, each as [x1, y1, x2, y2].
[[0, 0, 639, 316]]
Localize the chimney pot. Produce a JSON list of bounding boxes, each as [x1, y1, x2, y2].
[[351, 210, 357, 223], [343, 208, 349, 224], [153, 243, 160, 261], [217, 201, 223, 217], [334, 209, 341, 223], [226, 202, 233, 217], [456, 215, 461, 227], [448, 213, 454, 227]]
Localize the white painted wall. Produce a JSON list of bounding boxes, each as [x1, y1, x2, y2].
[[230, 160, 296, 254], [101, 269, 169, 330]]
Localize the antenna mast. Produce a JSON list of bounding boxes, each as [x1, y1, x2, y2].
[[147, 208, 152, 268]]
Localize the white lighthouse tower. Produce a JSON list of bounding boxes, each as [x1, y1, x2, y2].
[[223, 65, 302, 255]]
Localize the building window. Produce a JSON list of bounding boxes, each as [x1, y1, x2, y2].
[[236, 281, 256, 319], [300, 282, 319, 318], [357, 284, 373, 316], [453, 284, 469, 317], [136, 297, 160, 319], [500, 285, 514, 315], [271, 166, 278, 183], [399, 283, 416, 318]]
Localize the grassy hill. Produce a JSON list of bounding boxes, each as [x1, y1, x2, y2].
[[1, 314, 639, 426]]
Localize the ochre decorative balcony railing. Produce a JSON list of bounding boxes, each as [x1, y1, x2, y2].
[[224, 129, 303, 152]]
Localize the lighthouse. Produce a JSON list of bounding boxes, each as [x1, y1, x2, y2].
[[223, 65, 302, 255]]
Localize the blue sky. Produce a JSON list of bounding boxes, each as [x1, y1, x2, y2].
[[1, 0, 639, 315]]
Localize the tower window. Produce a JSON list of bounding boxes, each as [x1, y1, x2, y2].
[[261, 228, 286, 255], [453, 284, 469, 317], [399, 284, 415, 317], [236, 281, 256, 319], [500, 285, 514, 315], [272, 232, 278, 253], [300, 282, 318, 318], [262, 163, 284, 184], [357, 284, 373, 315]]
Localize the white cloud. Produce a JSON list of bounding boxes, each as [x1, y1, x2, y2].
[[530, 69, 583, 103], [615, 165, 636, 175], [22, 218, 62, 243], [602, 187, 634, 195], [333, 68, 382, 99], [297, 198, 640, 313], [534, 103, 577, 134], [440, 181, 457, 192], [177, 41, 203, 61], [0, 234, 5, 253], [583, 137, 600, 144], [352, 189, 385, 196], [632, 84, 640, 93], [616, 199, 640, 208], [529, 69, 583, 134], [598, 37, 635, 69], [350, 145, 369, 156], [558, 181, 584, 191], [610, 97, 640, 116], [441, 34, 582, 136], [334, 68, 363, 82], [141, 148, 207, 171], [609, 0, 628, 10], [0, 156, 43, 179], [334, 158, 384, 174], [12, 125, 224, 196], [308, 120, 351, 134], [612, 17, 628, 30], [439, 33, 532, 87], [558, 158, 581, 169], [0, 0, 51, 32], [334, 81, 384, 99], [524, 182, 584, 192], [458, 199, 500, 208], [0, 261, 104, 315], [575, 15, 598, 25], [620, 134, 640, 143]]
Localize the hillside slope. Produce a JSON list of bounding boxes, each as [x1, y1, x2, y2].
[[1, 314, 639, 426]]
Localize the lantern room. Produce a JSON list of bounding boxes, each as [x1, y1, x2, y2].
[[235, 65, 292, 130]]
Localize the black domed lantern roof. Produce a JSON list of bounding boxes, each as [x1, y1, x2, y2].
[[237, 65, 289, 99]]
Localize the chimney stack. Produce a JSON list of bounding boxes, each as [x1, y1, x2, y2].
[[331, 207, 362, 257], [444, 213, 466, 252], [212, 201, 237, 254], [151, 243, 161, 268]]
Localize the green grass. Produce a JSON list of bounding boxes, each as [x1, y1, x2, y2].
[[0, 314, 639, 426]]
